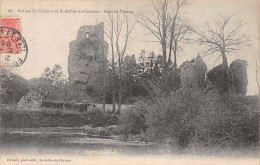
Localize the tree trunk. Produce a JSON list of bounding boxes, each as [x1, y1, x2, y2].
[[112, 87, 116, 113], [102, 42, 106, 112], [118, 57, 122, 114], [112, 59, 116, 113], [110, 21, 116, 114], [254, 53, 260, 95], [173, 41, 177, 69], [222, 51, 228, 67], [162, 40, 167, 74], [162, 2, 167, 74]]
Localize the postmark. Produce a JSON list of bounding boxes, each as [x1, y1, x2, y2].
[[0, 18, 28, 67]]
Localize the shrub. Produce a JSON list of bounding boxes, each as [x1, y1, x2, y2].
[[0, 69, 29, 103], [0, 108, 111, 128], [106, 115, 119, 126], [85, 108, 108, 127], [196, 94, 259, 148], [145, 89, 202, 149], [161, 69, 181, 93], [206, 64, 231, 93], [119, 107, 147, 135], [143, 88, 259, 150]]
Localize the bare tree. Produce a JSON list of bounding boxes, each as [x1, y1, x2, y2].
[[105, 11, 135, 113], [169, 18, 189, 69], [105, 12, 117, 113], [250, 44, 260, 95], [101, 40, 107, 112], [189, 15, 248, 67], [138, 0, 188, 72]]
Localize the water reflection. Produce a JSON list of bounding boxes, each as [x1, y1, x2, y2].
[[0, 132, 157, 156]]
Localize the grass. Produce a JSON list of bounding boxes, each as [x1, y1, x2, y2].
[[0, 106, 117, 128]]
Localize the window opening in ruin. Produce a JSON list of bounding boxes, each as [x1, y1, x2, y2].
[[86, 32, 89, 38]]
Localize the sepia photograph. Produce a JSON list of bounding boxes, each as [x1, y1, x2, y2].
[[0, 0, 259, 164]]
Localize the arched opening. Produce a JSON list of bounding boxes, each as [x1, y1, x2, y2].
[[86, 31, 89, 38]]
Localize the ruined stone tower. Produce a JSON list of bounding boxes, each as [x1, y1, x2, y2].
[[68, 22, 108, 101]]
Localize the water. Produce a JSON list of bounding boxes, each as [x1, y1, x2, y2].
[[0, 130, 259, 165], [0, 131, 156, 156]]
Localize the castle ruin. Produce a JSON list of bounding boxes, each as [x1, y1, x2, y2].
[[68, 22, 108, 101]]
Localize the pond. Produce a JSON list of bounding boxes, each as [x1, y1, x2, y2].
[[0, 129, 158, 156]]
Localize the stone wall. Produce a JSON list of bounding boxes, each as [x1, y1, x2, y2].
[[229, 59, 248, 95], [174, 55, 207, 98], [68, 22, 108, 86], [68, 22, 108, 101], [179, 55, 207, 89]]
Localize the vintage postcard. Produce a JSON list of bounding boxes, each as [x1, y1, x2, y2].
[[0, 0, 259, 164]]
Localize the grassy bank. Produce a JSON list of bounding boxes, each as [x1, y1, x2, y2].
[[0, 107, 118, 128]]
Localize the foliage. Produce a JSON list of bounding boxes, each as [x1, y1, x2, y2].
[[0, 107, 118, 128], [41, 64, 67, 88], [0, 69, 29, 103], [196, 94, 259, 148], [85, 108, 109, 127], [40, 64, 68, 101], [206, 64, 232, 93], [105, 51, 164, 104], [144, 89, 202, 149], [119, 107, 147, 135], [142, 89, 259, 149], [29, 78, 58, 100], [106, 115, 119, 126], [105, 51, 180, 104]]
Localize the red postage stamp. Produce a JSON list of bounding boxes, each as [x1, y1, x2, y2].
[[0, 17, 28, 67]]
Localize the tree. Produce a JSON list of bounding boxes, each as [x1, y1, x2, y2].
[[0, 69, 29, 103], [105, 12, 117, 113], [138, 0, 188, 72], [250, 43, 260, 95], [105, 11, 135, 113], [101, 33, 108, 112], [41, 64, 67, 88], [189, 15, 248, 67], [121, 55, 138, 102]]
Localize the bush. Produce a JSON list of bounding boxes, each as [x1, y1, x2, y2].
[[196, 94, 259, 148], [85, 108, 108, 127], [206, 64, 231, 93], [145, 89, 202, 149], [106, 115, 119, 126], [143, 88, 259, 150], [119, 107, 147, 135], [0, 108, 112, 128], [0, 69, 29, 103]]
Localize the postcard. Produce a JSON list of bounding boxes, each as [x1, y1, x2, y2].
[[0, 0, 259, 164]]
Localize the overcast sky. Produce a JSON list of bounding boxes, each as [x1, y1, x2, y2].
[[1, 0, 259, 95]]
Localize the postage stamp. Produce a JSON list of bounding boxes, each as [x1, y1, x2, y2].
[[0, 17, 28, 67]]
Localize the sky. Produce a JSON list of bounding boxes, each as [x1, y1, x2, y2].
[[0, 0, 259, 95]]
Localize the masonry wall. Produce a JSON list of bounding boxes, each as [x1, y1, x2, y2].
[[68, 22, 108, 101]]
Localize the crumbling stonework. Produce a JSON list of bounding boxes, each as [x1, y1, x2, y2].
[[195, 55, 207, 88], [174, 55, 207, 98], [229, 59, 248, 95], [68, 22, 108, 101], [68, 22, 108, 86], [179, 55, 207, 89]]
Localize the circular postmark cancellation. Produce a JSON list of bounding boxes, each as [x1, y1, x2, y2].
[[0, 27, 28, 67]]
